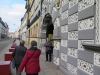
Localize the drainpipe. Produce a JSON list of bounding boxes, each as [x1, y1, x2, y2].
[[27, 0, 30, 45]]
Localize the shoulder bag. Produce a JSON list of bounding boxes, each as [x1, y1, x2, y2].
[[12, 46, 19, 69]]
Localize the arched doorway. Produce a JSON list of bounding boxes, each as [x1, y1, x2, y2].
[[42, 13, 54, 53], [43, 13, 54, 39]]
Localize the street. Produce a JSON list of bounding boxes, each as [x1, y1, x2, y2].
[[0, 39, 14, 52]]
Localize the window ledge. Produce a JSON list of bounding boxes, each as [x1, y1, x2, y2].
[[52, 36, 61, 40], [82, 43, 100, 52]]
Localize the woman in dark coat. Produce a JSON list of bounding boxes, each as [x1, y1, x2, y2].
[[44, 38, 53, 62], [18, 40, 41, 75]]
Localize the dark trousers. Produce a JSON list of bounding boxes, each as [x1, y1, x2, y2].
[[16, 64, 21, 75], [46, 51, 51, 61], [26, 73, 38, 75]]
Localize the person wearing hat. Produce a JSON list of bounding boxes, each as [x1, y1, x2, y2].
[[18, 40, 41, 75]]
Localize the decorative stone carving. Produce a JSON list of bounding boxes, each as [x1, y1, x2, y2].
[[69, 0, 78, 9], [68, 31, 78, 40], [78, 40, 94, 50], [79, 0, 94, 11], [54, 18, 58, 29], [94, 53, 100, 67], [67, 63, 77, 75], [68, 13, 78, 24], [56, 0, 60, 7], [54, 41, 60, 50], [68, 48, 78, 58], [52, 7, 57, 17], [54, 18, 60, 29], [53, 56, 59, 65], [61, 53, 67, 62], [95, 0, 100, 44], [49, 5, 51, 13], [78, 59, 93, 75], [62, 0, 69, 7], [61, 10, 68, 20], [61, 25, 68, 33], [78, 17, 94, 30], [43, 4, 45, 8], [61, 40, 67, 47]]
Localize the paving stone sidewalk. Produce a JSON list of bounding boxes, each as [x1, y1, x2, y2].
[[0, 40, 64, 75]]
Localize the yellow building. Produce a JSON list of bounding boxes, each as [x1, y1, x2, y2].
[[25, 0, 41, 46]]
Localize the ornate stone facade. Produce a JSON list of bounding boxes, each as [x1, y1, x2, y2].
[[40, 0, 100, 75]]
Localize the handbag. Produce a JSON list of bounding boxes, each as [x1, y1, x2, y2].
[[12, 59, 15, 68]]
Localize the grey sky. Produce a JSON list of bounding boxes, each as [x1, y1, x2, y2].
[[0, 0, 26, 32]]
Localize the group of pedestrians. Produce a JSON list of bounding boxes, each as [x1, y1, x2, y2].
[[12, 37, 53, 75], [12, 40, 41, 75]]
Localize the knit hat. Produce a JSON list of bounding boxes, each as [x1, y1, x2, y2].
[[31, 40, 37, 46]]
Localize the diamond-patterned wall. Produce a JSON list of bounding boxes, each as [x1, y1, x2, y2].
[[78, 17, 94, 30], [41, 0, 100, 75], [94, 53, 100, 67], [78, 59, 93, 75], [67, 63, 77, 75]]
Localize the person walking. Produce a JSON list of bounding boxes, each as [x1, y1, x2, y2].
[[18, 40, 41, 75], [12, 40, 27, 75], [44, 38, 53, 62], [13, 38, 16, 43]]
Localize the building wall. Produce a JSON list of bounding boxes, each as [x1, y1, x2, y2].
[[21, 24, 27, 41], [4, 22, 9, 38], [21, 12, 27, 41], [40, 0, 100, 75], [27, 18, 40, 46], [26, 28, 30, 44], [30, 19, 40, 37], [8, 32, 15, 38], [0, 20, 8, 39], [26, 0, 41, 45], [16, 27, 20, 38], [21, 27, 26, 41]]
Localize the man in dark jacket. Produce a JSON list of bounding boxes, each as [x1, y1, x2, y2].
[[44, 38, 53, 62], [12, 40, 27, 75]]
